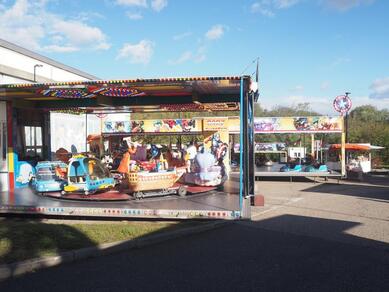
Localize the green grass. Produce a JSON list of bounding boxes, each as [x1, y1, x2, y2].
[[0, 220, 198, 264]]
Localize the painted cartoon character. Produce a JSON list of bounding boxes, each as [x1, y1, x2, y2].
[[150, 144, 160, 160], [153, 120, 163, 132], [205, 133, 228, 161], [293, 117, 311, 131], [182, 119, 196, 132], [104, 122, 114, 133], [115, 122, 125, 132], [131, 121, 144, 133], [255, 118, 279, 131]]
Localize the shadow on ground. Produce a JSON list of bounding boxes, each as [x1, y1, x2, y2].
[[302, 181, 389, 202], [0, 213, 388, 291], [0, 216, 202, 281], [0, 219, 96, 265]]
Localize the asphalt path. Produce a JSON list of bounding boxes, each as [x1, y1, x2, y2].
[[1, 220, 389, 292]]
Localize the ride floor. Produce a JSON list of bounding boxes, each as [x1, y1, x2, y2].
[[255, 162, 342, 177], [0, 180, 240, 220]]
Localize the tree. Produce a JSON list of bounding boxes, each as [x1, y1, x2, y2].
[[348, 105, 389, 166], [349, 105, 389, 122], [264, 102, 319, 117]]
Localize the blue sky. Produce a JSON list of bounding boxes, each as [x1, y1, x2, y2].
[[1, 0, 389, 114]]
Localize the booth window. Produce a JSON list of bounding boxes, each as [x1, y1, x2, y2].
[[24, 126, 43, 158]]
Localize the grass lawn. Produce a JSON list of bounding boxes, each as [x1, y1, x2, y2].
[[0, 219, 200, 264]]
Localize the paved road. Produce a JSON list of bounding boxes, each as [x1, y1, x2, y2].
[[1, 177, 388, 291], [1, 221, 389, 292]]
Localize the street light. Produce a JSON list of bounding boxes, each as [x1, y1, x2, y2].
[[33, 64, 43, 82]]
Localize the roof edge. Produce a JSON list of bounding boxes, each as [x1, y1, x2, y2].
[[0, 38, 99, 81], [1, 76, 244, 88]]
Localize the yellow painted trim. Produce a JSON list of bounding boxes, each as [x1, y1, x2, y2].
[[98, 184, 114, 189], [7, 147, 14, 172], [64, 185, 80, 192]]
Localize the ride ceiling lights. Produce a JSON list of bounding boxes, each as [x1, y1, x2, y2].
[[38, 86, 146, 99]]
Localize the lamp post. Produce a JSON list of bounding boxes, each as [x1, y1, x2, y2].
[[33, 64, 43, 82]]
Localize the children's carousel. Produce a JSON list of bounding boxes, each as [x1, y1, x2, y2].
[[0, 76, 256, 220]]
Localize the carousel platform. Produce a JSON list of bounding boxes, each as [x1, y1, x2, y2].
[[42, 191, 131, 201], [0, 180, 240, 220]]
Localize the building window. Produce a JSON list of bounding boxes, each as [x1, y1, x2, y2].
[[25, 126, 43, 158]]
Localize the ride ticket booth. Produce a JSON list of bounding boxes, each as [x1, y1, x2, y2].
[[0, 76, 256, 219]]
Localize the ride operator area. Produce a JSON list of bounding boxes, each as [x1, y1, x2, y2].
[[0, 76, 256, 220]]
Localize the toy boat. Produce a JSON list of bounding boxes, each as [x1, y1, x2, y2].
[[127, 169, 184, 193]]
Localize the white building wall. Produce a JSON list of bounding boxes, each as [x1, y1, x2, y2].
[[0, 46, 92, 84], [0, 73, 28, 84]]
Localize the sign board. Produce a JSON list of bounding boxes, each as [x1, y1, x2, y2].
[[103, 119, 202, 134], [203, 117, 228, 131], [333, 95, 352, 115], [254, 116, 344, 133]]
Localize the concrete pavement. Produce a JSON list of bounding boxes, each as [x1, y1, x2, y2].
[[1, 177, 388, 291]]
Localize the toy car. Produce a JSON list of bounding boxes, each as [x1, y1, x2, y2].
[[31, 161, 67, 195], [280, 164, 302, 172], [304, 164, 329, 172], [62, 156, 115, 195]]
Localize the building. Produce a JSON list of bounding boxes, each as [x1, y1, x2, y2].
[[0, 38, 98, 192], [0, 38, 97, 84]]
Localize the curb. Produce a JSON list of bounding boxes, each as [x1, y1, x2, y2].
[[0, 220, 231, 282]]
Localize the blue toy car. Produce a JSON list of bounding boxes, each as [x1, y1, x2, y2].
[[63, 156, 115, 195], [280, 164, 303, 172], [31, 161, 67, 194], [304, 164, 329, 172]]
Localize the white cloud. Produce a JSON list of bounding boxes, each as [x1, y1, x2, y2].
[[347, 95, 389, 110], [291, 85, 304, 92], [43, 45, 79, 53], [261, 95, 334, 114], [329, 57, 351, 68], [321, 0, 375, 11], [251, 0, 300, 16], [250, 2, 275, 17], [116, 0, 147, 7], [126, 11, 143, 19], [51, 19, 109, 47], [0, 0, 110, 52], [274, 0, 300, 9], [173, 31, 192, 41], [370, 77, 389, 100], [116, 40, 154, 64], [205, 25, 225, 40], [250, 0, 373, 16], [151, 0, 167, 12], [194, 45, 207, 63], [169, 51, 192, 65], [168, 45, 207, 65], [320, 81, 330, 90]]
